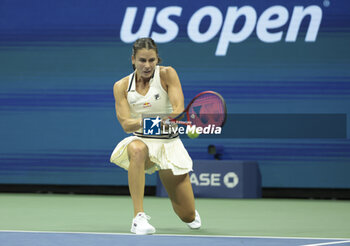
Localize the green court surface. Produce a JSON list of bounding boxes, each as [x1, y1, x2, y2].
[[0, 193, 349, 238]]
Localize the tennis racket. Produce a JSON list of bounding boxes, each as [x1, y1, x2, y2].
[[169, 91, 226, 128]]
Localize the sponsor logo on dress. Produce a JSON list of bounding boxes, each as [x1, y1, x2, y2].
[[143, 102, 152, 108]]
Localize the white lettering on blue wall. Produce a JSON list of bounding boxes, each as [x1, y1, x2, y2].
[[120, 5, 323, 56]]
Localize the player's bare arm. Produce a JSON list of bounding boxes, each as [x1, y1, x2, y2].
[[114, 77, 142, 133], [160, 66, 185, 117]]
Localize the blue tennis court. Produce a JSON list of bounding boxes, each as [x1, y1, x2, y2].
[[0, 194, 349, 246], [1, 231, 350, 246]]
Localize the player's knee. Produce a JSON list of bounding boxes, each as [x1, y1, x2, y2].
[[178, 210, 196, 223], [127, 141, 148, 161]]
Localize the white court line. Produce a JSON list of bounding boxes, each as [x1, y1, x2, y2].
[[0, 229, 349, 241], [300, 240, 350, 246]]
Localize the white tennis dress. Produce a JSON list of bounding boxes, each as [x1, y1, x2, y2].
[[110, 66, 193, 175]]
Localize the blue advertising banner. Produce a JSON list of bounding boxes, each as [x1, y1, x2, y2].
[[156, 160, 261, 198]]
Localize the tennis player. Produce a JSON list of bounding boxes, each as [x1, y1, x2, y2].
[[110, 37, 201, 235]]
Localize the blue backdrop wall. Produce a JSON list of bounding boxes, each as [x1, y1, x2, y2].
[[0, 0, 349, 188]]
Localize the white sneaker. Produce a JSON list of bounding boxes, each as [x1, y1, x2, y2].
[[130, 212, 156, 235], [187, 210, 201, 229]]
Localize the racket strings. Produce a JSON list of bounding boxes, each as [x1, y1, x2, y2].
[[189, 93, 226, 127]]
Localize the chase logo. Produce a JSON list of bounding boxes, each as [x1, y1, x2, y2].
[[143, 116, 162, 135]]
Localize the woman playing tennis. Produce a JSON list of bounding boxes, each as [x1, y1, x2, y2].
[[110, 37, 201, 235]]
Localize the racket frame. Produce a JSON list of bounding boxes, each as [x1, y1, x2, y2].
[[169, 91, 227, 127]]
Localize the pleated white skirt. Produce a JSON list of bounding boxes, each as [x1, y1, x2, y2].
[[110, 136, 193, 175]]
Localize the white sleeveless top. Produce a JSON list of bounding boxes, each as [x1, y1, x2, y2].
[[127, 66, 173, 120]]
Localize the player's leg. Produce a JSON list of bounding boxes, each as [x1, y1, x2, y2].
[[127, 140, 154, 215], [159, 169, 200, 228], [127, 140, 156, 235]]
